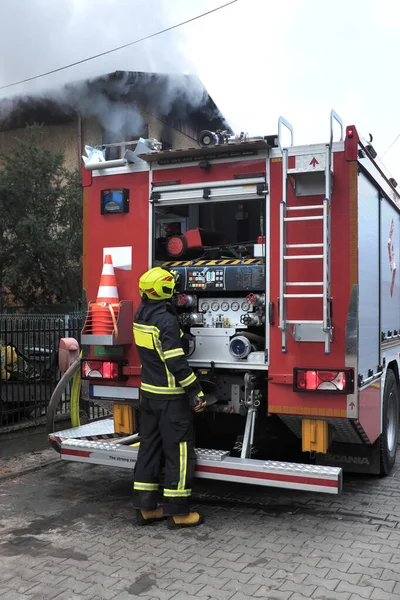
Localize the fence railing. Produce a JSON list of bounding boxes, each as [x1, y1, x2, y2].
[[0, 313, 110, 429]]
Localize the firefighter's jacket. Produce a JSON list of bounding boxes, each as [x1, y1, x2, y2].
[[133, 299, 201, 400]]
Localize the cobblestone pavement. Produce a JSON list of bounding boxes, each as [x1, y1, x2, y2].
[[1, 455, 400, 600]]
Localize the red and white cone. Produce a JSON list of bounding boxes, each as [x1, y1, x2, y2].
[[92, 255, 120, 335]]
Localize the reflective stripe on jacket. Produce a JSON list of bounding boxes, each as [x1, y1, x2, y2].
[[133, 299, 201, 399]]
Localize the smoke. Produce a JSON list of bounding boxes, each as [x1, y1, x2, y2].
[[0, 0, 222, 138]]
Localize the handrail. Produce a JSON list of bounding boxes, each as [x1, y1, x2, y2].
[[330, 109, 344, 146], [278, 116, 294, 150]]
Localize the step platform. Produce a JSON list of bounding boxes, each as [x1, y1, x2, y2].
[[50, 421, 342, 495]]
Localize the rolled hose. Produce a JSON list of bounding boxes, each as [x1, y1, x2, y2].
[[46, 356, 81, 453]]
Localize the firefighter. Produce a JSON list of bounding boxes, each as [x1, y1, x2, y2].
[[132, 267, 206, 529]]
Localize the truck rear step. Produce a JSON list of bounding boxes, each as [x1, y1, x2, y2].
[[51, 421, 342, 495]]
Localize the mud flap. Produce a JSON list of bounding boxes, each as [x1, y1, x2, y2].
[[316, 441, 381, 474]]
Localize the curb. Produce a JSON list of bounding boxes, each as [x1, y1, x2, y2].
[[0, 456, 62, 483]]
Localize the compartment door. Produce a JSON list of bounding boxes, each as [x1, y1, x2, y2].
[[358, 172, 380, 382], [381, 194, 400, 347]]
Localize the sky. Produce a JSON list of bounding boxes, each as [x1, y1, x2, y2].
[[1, 0, 400, 176]]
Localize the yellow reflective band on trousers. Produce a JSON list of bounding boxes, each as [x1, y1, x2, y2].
[[164, 348, 185, 359], [163, 488, 191, 497], [178, 442, 187, 491], [179, 372, 197, 388], [141, 382, 185, 395], [133, 481, 159, 491]]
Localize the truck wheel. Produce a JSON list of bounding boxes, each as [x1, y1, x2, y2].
[[380, 369, 400, 475]]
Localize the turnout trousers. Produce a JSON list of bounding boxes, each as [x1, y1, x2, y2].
[[132, 393, 197, 516]]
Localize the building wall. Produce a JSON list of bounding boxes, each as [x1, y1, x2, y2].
[[81, 116, 103, 156], [0, 120, 80, 171], [0, 106, 200, 173], [138, 107, 199, 149]]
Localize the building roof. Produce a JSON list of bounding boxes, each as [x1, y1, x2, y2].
[[0, 70, 229, 135]]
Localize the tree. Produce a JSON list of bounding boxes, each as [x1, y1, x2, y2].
[[0, 125, 82, 308]]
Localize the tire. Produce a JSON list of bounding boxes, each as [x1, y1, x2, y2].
[[380, 368, 400, 475]]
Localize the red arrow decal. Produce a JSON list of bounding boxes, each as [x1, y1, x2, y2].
[[349, 402, 355, 410], [309, 157, 319, 167]]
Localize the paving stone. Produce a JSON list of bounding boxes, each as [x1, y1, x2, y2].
[[6, 578, 40, 594], [218, 569, 253, 583], [335, 581, 374, 598], [192, 573, 230, 589], [326, 569, 362, 585], [382, 569, 400, 584], [214, 558, 247, 571], [0, 592, 32, 600], [303, 574, 339, 590], [112, 593, 152, 600], [162, 569, 200, 584], [317, 559, 351, 573], [27, 583, 68, 599], [359, 575, 396, 594], [347, 565, 383, 578], [311, 588, 351, 600], [371, 590, 397, 600], [81, 584, 120, 598], [222, 579, 262, 595], [164, 593, 209, 600], [295, 564, 329, 578], [279, 580, 317, 596], [166, 580, 206, 597], [199, 585, 234, 600], [269, 569, 307, 584]]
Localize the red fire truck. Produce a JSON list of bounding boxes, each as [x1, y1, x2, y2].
[[48, 110, 400, 496]]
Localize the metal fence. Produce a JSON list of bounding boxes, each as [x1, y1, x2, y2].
[[0, 313, 110, 429]]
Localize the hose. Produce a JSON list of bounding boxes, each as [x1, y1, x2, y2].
[[70, 353, 82, 428], [46, 356, 81, 453], [236, 331, 265, 345]]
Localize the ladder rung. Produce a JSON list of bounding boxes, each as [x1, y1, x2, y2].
[[284, 254, 323, 260], [286, 243, 323, 248], [286, 320, 323, 324], [284, 294, 323, 298], [284, 216, 323, 222], [286, 205, 323, 211], [286, 282, 323, 286]]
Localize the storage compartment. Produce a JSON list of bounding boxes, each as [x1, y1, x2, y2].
[[154, 199, 265, 263]]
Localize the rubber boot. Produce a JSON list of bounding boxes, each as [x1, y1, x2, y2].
[[167, 512, 204, 529], [136, 507, 164, 526]]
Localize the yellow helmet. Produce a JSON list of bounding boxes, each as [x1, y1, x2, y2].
[[139, 267, 176, 300]]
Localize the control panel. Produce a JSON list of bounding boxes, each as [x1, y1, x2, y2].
[[167, 262, 267, 368], [173, 264, 265, 292], [187, 268, 225, 290], [198, 297, 253, 328]]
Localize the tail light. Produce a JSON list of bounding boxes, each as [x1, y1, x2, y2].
[[82, 359, 125, 381], [294, 368, 353, 394]]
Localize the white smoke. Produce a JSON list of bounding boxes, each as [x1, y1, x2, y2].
[[0, 0, 223, 138]]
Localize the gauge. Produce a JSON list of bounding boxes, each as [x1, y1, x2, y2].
[[231, 301, 240, 311], [221, 301, 230, 311], [241, 302, 250, 312], [201, 302, 209, 312], [211, 302, 220, 311]]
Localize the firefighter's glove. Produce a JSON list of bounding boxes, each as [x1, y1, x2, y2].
[[190, 392, 206, 413]]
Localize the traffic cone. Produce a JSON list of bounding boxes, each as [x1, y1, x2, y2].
[[97, 255, 119, 304], [91, 255, 120, 335]]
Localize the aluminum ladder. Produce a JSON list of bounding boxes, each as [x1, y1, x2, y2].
[[278, 110, 344, 354]]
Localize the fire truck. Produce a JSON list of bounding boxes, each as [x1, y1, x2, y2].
[[47, 110, 400, 496]]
